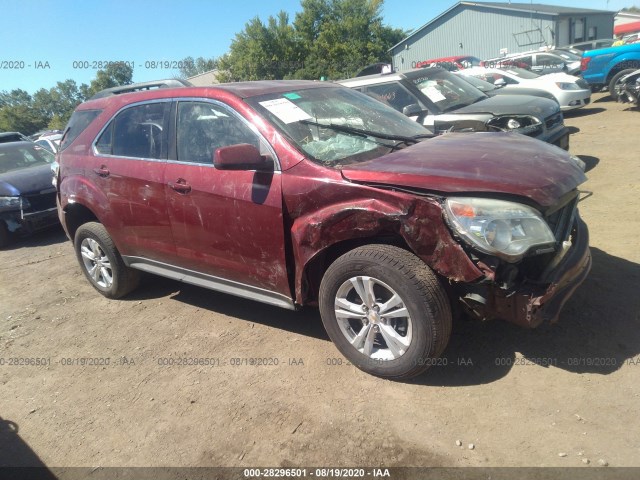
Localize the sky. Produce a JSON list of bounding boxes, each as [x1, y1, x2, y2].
[[0, 0, 634, 94]]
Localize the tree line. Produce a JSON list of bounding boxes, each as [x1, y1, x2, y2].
[[0, 63, 133, 135], [179, 0, 405, 81], [1, 0, 404, 135]]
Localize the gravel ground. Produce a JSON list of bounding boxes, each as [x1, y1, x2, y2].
[[1, 92, 639, 475]]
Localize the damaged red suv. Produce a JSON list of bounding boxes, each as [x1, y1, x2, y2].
[[56, 79, 591, 379]]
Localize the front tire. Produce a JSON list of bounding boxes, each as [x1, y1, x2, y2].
[[74, 222, 139, 299], [319, 245, 452, 379], [609, 69, 636, 101]]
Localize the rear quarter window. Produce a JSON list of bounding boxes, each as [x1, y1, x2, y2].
[[60, 109, 102, 151]]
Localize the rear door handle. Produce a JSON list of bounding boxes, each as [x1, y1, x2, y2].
[[93, 165, 110, 177], [168, 179, 192, 194]]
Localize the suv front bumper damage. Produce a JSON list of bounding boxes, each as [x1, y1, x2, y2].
[[461, 217, 591, 328]]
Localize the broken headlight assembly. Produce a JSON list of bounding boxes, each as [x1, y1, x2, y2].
[[444, 197, 556, 263], [486, 115, 542, 134], [0, 196, 25, 210]]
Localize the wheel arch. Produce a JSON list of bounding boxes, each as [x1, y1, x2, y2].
[[63, 202, 100, 241], [300, 234, 413, 305], [606, 59, 640, 84]]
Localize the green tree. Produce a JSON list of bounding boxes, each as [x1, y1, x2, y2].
[[85, 62, 134, 98], [218, 0, 404, 82], [218, 11, 302, 82], [292, 0, 405, 79], [0, 63, 134, 134], [177, 56, 219, 78], [32, 80, 86, 129], [0, 89, 48, 135]]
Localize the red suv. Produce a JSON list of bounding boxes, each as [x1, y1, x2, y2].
[[56, 79, 591, 379]]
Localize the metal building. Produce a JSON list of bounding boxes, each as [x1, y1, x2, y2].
[[390, 2, 615, 71]]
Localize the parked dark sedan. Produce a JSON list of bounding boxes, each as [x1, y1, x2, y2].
[[0, 142, 59, 247], [0, 132, 31, 144], [339, 67, 569, 150]]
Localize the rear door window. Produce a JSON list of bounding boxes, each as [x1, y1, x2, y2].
[[95, 102, 170, 159]]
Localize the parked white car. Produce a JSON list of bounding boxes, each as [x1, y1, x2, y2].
[[459, 66, 591, 111], [34, 133, 62, 153]]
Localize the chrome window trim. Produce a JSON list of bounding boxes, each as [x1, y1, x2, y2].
[[91, 97, 281, 171]]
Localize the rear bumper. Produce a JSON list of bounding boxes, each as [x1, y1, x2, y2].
[[461, 216, 591, 328]]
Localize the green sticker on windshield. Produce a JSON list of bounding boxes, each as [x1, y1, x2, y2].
[[283, 92, 301, 100]]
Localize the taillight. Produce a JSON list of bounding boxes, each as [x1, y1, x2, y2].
[[580, 57, 591, 71]]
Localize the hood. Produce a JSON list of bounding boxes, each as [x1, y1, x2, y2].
[[488, 87, 557, 102], [452, 94, 558, 119], [341, 132, 586, 207], [531, 72, 580, 84], [0, 164, 55, 196]]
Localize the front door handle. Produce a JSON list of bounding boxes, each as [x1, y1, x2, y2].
[[168, 178, 192, 194], [93, 165, 110, 177]]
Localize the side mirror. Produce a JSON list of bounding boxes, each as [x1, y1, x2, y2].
[[494, 78, 506, 87], [213, 143, 273, 171], [402, 103, 428, 117]]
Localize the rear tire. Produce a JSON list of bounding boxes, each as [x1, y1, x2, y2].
[[74, 222, 139, 299], [609, 69, 636, 101], [319, 245, 452, 380]]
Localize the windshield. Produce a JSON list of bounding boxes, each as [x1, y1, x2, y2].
[[553, 50, 581, 61], [457, 74, 497, 92], [502, 68, 540, 80], [406, 69, 487, 113], [246, 86, 429, 166], [0, 144, 54, 174]]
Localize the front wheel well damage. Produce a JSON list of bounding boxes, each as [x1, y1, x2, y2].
[[300, 235, 414, 304]]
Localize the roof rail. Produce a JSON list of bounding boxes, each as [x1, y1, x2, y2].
[[88, 79, 193, 100]]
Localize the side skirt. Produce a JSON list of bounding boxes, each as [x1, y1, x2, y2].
[[122, 256, 297, 311]]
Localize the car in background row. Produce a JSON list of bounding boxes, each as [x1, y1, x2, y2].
[[338, 67, 569, 150], [458, 66, 591, 111], [484, 51, 581, 75], [0, 132, 31, 144], [56, 79, 591, 379], [615, 68, 640, 106], [455, 72, 559, 103], [580, 43, 640, 100], [34, 132, 63, 153], [566, 39, 615, 52], [0, 141, 58, 248], [416, 55, 482, 69]]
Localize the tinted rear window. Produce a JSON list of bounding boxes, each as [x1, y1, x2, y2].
[[60, 109, 102, 151]]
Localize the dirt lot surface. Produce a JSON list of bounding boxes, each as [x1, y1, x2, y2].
[[1, 93, 639, 474]]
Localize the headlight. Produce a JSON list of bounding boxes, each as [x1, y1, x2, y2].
[[51, 161, 59, 188], [0, 196, 24, 208], [444, 197, 556, 262], [555, 82, 580, 90], [486, 115, 542, 134]]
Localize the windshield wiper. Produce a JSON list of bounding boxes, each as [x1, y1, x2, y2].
[[299, 119, 433, 144]]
